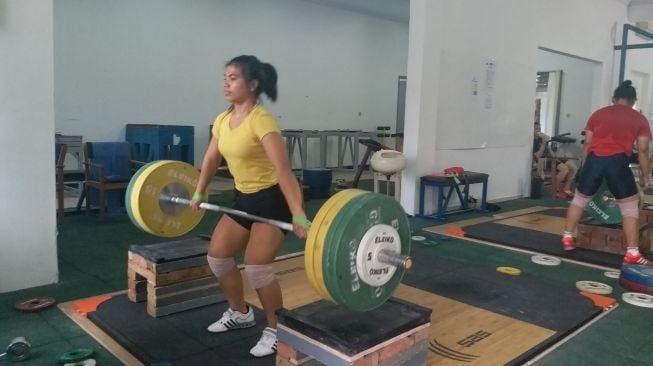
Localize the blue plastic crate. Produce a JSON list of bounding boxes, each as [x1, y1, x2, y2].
[[126, 124, 194, 164]]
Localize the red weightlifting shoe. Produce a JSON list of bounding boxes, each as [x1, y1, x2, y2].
[[562, 188, 574, 198], [623, 251, 653, 265], [561, 236, 576, 251], [555, 190, 568, 200]]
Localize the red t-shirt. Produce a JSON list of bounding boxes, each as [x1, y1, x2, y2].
[[585, 104, 651, 157]]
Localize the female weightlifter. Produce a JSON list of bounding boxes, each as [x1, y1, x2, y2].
[[191, 55, 309, 357]]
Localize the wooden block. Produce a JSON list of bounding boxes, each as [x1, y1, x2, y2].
[[277, 342, 298, 360], [147, 275, 216, 297], [409, 328, 429, 343], [147, 284, 220, 308], [378, 340, 427, 366], [147, 292, 226, 317], [378, 336, 413, 362], [577, 220, 650, 255], [352, 352, 378, 366], [127, 288, 146, 303], [127, 268, 145, 281], [127, 277, 146, 291], [127, 261, 212, 286]]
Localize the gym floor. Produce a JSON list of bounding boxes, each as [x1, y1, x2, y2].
[[1, 180, 652, 366]]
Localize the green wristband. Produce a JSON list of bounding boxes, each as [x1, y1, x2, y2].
[[192, 192, 205, 201], [292, 215, 311, 230]]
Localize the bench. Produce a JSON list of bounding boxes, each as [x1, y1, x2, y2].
[[419, 171, 489, 221]]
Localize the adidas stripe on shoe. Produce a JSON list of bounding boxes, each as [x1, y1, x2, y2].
[[207, 306, 256, 333]]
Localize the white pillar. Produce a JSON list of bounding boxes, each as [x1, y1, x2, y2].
[[0, 0, 58, 292], [400, 0, 444, 214]]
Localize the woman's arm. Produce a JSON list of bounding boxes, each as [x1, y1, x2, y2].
[[190, 137, 223, 210], [636, 135, 650, 187], [261, 132, 308, 238], [582, 130, 593, 165]]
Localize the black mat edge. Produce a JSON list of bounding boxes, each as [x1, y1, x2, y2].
[[463, 221, 622, 268]]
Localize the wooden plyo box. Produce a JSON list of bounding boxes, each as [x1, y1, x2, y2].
[[276, 299, 431, 366], [127, 238, 224, 317], [577, 219, 651, 255], [639, 209, 653, 251]]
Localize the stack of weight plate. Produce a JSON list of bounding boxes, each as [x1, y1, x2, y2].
[[304, 189, 411, 311], [619, 264, 653, 295]]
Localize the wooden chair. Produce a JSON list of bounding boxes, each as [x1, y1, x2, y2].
[[56, 143, 67, 221], [83, 142, 144, 219]]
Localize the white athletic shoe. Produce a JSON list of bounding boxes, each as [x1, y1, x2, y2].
[[249, 327, 277, 357], [207, 306, 255, 333]]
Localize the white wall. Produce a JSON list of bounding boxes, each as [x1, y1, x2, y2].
[[402, 0, 646, 214], [402, 0, 538, 213], [0, 0, 58, 292], [54, 0, 408, 167]]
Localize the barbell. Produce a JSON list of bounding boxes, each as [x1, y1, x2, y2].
[[126, 160, 413, 311]]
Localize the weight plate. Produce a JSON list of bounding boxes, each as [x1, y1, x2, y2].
[[604, 271, 620, 279], [128, 160, 205, 237], [56, 348, 94, 364], [622, 292, 653, 308], [128, 161, 168, 234], [411, 235, 426, 241], [314, 190, 366, 300], [64, 358, 96, 366], [125, 161, 159, 231], [620, 264, 653, 287], [323, 193, 381, 304], [14, 296, 56, 312], [305, 189, 365, 300], [586, 182, 623, 224], [323, 192, 411, 311], [531, 255, 561, 266], [304, 189, 356, 300], [576, 280, 612, 295], [496, 266, 521, 276]]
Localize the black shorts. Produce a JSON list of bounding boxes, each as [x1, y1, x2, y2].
[[228, 185, 292, 232], [577, 152, 638, 199]]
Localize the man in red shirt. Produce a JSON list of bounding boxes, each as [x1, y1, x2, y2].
[[562, 80, 651, 264]]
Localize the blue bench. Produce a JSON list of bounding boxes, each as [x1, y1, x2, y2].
[[419, 171, 489, 221]]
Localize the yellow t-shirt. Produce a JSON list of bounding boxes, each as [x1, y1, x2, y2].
[[212, 104, 281, 193]]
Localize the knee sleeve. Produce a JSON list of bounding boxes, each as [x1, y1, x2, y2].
[[570, 191, 591, 208], [206, 255, 235, 278], [244, 264, 275, 289], [618, 199, 639, 218]]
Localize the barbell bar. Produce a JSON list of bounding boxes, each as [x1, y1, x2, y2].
[[126, 160, 414, 311], [162, 195, 412, 270], [164, 196, 294, 231]]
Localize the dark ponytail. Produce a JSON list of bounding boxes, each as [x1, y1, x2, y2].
[[613, 80, 637, 102], [226, 55, 278, 102], [259, 63, 278, 102]]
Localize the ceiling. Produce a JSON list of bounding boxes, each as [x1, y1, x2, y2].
[[301, 0, 653, 24], [300, 0, 409, 23], [629, 0, 653, 23]]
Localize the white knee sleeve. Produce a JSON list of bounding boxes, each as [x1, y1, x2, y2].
[[244, 264, 275, 289], [206, 255, 235, 278], [618, 199, 639, 219], [570, 191, 591, 208]]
